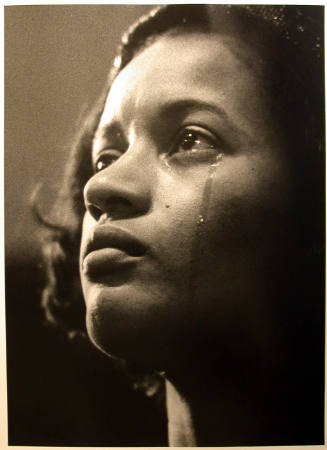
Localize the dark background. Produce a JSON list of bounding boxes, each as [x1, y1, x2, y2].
[[5, 5, 167, 446]]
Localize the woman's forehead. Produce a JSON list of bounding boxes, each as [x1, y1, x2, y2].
[[96, 32, 272, 145], [118, 31, 265, 85]]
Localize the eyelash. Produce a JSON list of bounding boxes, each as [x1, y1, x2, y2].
[[93, 126, 222, 173], [93, 149, 122, 174], [169, 126, 220, 158]]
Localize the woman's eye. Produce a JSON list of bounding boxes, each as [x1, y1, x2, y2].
[[93, 150, 121, 173], [170, 127, 220, 159]]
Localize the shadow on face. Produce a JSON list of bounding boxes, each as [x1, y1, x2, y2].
[[79, 28, 301, 375]]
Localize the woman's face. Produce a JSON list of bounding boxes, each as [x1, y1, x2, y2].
[[80, 32, 293, 369]]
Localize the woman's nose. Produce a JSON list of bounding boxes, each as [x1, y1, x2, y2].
[[83, 152, 152, 221]]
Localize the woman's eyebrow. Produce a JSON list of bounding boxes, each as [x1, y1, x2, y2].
[[160, 99, 230, 124], [93, 121, 123, 144], [93, 98, 249, 145], [161, 99, 228, 119], [160, 99, 249, 139]]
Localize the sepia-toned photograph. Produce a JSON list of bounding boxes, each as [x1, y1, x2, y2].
[[4, 4, 325, 447]]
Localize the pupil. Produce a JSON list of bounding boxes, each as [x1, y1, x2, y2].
[[181, 132, 196, 150], [96, 161, 106, 171]]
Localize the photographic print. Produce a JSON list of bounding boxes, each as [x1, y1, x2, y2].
[[4, 4, 325, 447]]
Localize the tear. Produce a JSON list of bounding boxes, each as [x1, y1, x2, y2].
[[188, 153, 224, 299]]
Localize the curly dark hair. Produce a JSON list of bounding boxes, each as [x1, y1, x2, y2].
[[35, 5, 324, 412]]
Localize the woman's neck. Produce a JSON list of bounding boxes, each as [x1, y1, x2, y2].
[[166, 379, 196, 446], [165, 366, 283, 447]]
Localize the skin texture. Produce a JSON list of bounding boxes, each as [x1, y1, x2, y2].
[[79, 31, 298, 446], [80, 32, 294, 373]]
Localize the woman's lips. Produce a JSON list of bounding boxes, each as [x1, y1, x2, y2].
[[82, 225, 147, 279], [83, 247, 141, 277]]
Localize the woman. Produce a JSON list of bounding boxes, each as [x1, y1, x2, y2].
[[40, 5, 324, 446]]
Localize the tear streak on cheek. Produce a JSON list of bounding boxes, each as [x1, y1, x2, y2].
[[188, 153, 224, 301]]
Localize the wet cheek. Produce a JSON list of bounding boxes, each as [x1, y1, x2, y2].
[[210, 153, 289, 212], [199, 154, 293, 279], [149, 203, 201, 286], [153, 172, 207, 247]]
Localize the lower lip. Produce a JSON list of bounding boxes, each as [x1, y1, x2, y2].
[[82, 248, 140, 278]]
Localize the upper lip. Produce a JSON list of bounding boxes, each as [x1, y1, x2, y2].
[[82, 225, 147, 261]]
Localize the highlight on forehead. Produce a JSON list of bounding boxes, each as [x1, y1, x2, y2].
[[111, 4, 322, 82]]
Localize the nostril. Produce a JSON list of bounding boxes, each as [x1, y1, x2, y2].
[[86, 203, 103, 221], [85, 197, 135, 221]]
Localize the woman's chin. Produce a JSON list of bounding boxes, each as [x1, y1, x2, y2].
[[85, 307, 172, 370]]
